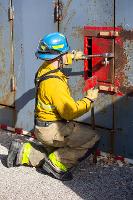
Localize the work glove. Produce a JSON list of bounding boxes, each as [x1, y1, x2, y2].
[[85, 88, 99, 102], [71, 50, 84, 60]]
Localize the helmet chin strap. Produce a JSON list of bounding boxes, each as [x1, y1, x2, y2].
[[58, 56, 64, 69], [46, 54, 66, 70]]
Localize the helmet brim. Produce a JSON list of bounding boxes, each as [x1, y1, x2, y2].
[[35, 52, 61, 61], [35, 46, 70, 60]]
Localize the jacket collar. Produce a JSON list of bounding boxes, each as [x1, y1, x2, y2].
[[38, 62, 68, 78]]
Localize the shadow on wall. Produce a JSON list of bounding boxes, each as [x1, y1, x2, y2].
[[0, 68, 83, 132], [0, 88, 35, 132], [15, 88, 35, 132]]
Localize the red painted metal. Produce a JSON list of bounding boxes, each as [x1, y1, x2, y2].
[[84, 26, 123, 96], [114, 155, 125, 162], [92, 37, 113, 82], [84, 36, 89, 80], [83, 76, 97, 92], [0, 123, 34, 137], [84, 26, 121, 33]]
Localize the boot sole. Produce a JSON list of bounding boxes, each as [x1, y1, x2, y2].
[[43, 160, 73, 181]]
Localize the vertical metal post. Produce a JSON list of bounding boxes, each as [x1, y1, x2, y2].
[[91, 102, 98, 163], [8, 0, 16, 126], [54, 0, 63, 31], [57, 0, 60, 31], [111, 94, 116, 155], [110, 0, 116, 155], [8, 0, 14, 76], [8, 0, 16, 93], [91, 103, 95, 130]]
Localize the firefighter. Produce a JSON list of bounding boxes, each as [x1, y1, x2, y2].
[[7, 32, 100, 181]]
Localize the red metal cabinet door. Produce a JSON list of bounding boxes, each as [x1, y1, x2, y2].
[[84, 26, 122, 95], [92, 37, 114, 82]]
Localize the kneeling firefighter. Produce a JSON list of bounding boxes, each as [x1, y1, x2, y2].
[[7, 32, 100, 181]]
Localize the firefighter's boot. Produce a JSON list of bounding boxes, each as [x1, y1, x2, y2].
[[42, 156, 73, 181], [7, 139, 22, 168], [7, 139, 48, 168]]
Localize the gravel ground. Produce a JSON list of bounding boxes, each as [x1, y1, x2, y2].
[[0, 130, 133, 200]]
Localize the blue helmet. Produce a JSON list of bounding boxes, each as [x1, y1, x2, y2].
[[35, 32, 70, 60]]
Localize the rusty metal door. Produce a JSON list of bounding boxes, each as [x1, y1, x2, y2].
[[13, 0, 57, 130], [0, 0, 58, 129], [0, 0, 15, 107], [59, 0, 115, 155], [59, 0, 133, 158], [114, 0, 133, 158], [59, 0, 115, 129]]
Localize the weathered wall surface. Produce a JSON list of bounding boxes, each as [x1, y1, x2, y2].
[[0, 0, 133, 158], [59, 0, 133, 158]]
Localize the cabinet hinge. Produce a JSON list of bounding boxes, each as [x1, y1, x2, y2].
[[54, 2, 63, 22], [10, 75, 16, 92], [8, 6, 14, 21]]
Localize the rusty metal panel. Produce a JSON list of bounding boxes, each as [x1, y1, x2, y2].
[[114, 96, 133, 158], [0, 0, 15, 106], [114, 0, 133, 158], [60, 0, 114, 129], [13, 0, 57, 130]]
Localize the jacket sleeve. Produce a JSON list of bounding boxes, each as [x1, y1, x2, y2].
[[50, 80, 91, 120]]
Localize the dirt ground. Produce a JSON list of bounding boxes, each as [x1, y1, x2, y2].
[[0, 130, 133, 200]]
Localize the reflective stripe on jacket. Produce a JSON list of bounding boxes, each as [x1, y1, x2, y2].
[[35, 62, 91, 121]]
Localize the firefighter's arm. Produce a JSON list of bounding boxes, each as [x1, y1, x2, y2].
[[51, 81, 92, 120]]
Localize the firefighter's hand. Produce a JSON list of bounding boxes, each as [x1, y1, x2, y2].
[[86, 88, 99, 102], [71, 50, 84, 60]]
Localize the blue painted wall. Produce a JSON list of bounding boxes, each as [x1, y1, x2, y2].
[[14, 0, 57, 131], [0, 0, 133, 159]]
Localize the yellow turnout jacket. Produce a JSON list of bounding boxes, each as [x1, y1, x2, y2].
[[35, 62, 91, 121]]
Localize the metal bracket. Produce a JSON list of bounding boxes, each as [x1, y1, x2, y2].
[[83, 53, 114, 66], [99, 31, 119, 37], [99, 85, 117, 93], [8, 6, 14, 21], [10, 75, 16, 92], [54, 2, 63, 22], [83, 53, 114, 59]]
